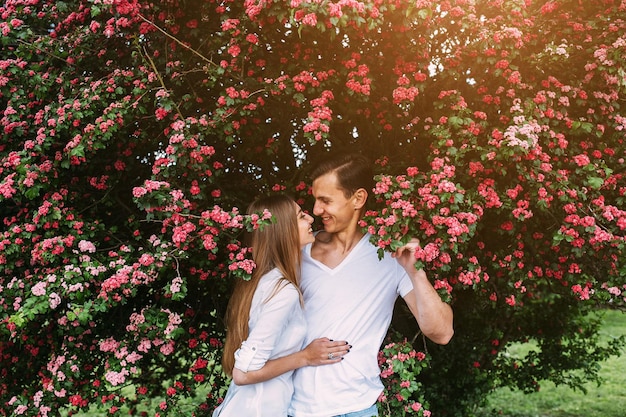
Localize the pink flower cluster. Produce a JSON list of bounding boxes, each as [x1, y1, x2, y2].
[[378, 336, 430, 416], [304, 90, 334, 142]]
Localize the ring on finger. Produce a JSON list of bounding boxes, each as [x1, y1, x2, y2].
[[328, 352, 334, 360]]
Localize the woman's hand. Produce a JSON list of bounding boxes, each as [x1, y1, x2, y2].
[[231, 337, 351, 385], [302, 337, 351, 366]]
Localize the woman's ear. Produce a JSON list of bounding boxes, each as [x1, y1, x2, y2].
[[353, 188, 368, 210]]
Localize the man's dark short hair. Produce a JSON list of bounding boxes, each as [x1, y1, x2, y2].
[[310, 152, 374, 199]]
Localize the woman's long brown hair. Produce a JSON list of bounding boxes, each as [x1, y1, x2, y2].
[[221, 194, 303, 375]]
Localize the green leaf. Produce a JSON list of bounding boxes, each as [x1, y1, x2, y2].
[[9, 313, 25, 329], [449, 116, 464, 128], [586, 176, 604, 189], [418, 8, 430, 20], [24, 185, 43, 200]]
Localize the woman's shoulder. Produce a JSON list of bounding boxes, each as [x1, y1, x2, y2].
[[258, 268, 296, 290], [257, 268, 300, 305], [259, 267, 283, 283]]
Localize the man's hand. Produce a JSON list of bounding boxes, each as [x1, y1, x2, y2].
[[391, 238, 421, 273]]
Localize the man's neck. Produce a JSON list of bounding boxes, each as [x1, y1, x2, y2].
[[311, 228, 365, 268], [329, 229, 364, 255]]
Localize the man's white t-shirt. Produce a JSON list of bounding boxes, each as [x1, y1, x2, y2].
[[289, 233, 414, 417], [214, 268, 306, 417]]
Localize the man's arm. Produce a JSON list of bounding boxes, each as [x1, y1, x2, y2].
[[393, 240, 454, 345], [232, 338, 350, 385]]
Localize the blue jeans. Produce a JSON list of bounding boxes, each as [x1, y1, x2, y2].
[[334, 404, 378, 417], [289, 404, 378, 417]]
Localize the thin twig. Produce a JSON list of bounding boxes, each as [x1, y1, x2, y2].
[[137, 13, 220, 70], [139, 43, 184, 119]]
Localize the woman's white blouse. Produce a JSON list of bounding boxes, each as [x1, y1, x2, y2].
[[213, 268, 306, 417]]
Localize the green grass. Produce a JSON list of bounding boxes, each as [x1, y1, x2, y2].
[[476, 309, 626, 417]]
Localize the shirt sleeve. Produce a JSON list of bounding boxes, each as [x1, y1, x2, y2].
[[234, 281, 301, 372], [397, 262, 414, 298]]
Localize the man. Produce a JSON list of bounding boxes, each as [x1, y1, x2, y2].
[[289, 153, 454, 417]]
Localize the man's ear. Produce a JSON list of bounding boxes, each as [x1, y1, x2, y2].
[[353, 188, 368, 210]]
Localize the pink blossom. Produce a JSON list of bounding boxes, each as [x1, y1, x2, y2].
[[437, 180, 457, 193], [221, 19, 240, 31], [417, 243, 440, 262], [105, 369, 129, 386], [607, 286, 621, 296], [301, 13, 318, 26], [160, 340, 175, 355], [227, 44, 241, 57], [571, 284, 590, 300], [32, 281, 47, 296], [380, 366, 394, 378], [78, 240, 96, 253], [0, 174, 17, 198], [505, 295, 516, 306], [164, 310, 182, 335], [434, 279, 452, 294], [15, 405, 28, 415], [49, 293, 61, 309], [138, 253, 155, 266], [125, 352, 143, 364], [392, 86, 419, 103], [573, 154, 590, 167], [99, 337, 120, 353], [132, 187, 147, 198], [170, 276, 183, 294], [138, 339, 152, 353]]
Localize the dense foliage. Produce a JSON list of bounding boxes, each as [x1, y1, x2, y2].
[[1, 0, 625, 416]]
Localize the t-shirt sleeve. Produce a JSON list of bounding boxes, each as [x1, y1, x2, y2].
[[234, 282, 300, 372], [397, 263, 414, 298]]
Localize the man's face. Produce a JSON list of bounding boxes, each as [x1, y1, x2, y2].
[[311, 172, 355, 233]]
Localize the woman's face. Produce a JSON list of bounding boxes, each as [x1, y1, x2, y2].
[[295, 203, 315, 248]]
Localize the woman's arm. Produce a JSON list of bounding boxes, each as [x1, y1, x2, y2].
[[232, 337, 350, 385]]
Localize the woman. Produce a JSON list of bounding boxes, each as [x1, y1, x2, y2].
[[213, 195, 350, 417]]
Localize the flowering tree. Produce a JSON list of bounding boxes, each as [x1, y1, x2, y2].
[[1, 0, 625, 416]]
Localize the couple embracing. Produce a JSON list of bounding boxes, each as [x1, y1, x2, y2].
[[214, 153, 454, 417]]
